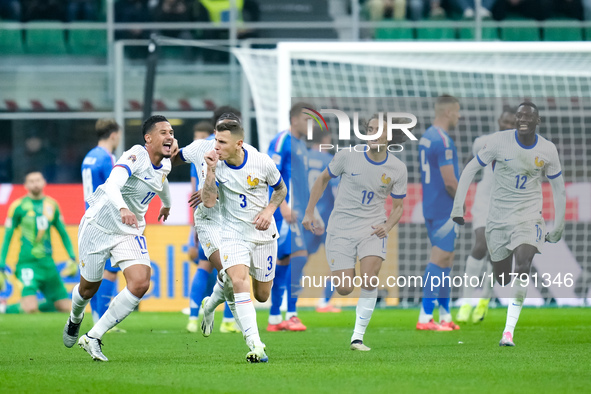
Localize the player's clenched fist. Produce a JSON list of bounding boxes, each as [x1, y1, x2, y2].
[[253, 208, 273, 231], [204, 149, 219, 170], [120, 207, 139, 229], [302, 211, 322, 236]]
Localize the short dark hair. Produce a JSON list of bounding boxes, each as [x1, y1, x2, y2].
[[212, 106, 241, 125], [502, 105, 517, 115], [194, 121, 214, 135], [517, 101, 539, 117], [215, 120, 244, 138], [142, 115, 169, 139], [435, 94, 459, 107], [290, 102, 315, 124], [215, 112, 242, 127], [96, 118, 120, 141], [24, 170, 44, 182], [366, 113, 409, 144]]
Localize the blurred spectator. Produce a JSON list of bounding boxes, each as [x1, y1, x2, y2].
[[67, 0, 100, 21], [366, 0, 407, 20], [585, 0, 591, 19], [193, 120, 214, 140], [21, 0, 66, 22], [492, 0, 553, 20], [407, 0, 446, 20], [554, 0, 584, 20], [0, 0, 20, 20], [115, 0, 152, 39], [454, 0, 496, 18], [153, 0, 193, 37]]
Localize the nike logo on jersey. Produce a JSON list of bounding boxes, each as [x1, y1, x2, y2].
[[218, 179, 228, 184], [351, 173, 361, 176], [144, 177, 152, 180], [504, 158, 514, 162], [141, 251, 148, 254]]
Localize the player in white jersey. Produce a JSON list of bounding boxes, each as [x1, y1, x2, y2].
[[200, 118, 287, 363], [456, 106, 516, 324], [452, 102, 566, 347], [63, 115, 175, 361], [303, 114, 408, 351]]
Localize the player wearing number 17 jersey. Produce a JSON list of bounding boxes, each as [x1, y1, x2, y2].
[[63, 115, 174, 361], [452, 102, 566, 346]]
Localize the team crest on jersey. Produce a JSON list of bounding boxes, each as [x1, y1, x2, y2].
[[381, 173, 391, 185], [247, 175, 260, 188], [206, 243, 211, 248], [162, 174, 166, 183], [127, 154, 137, 163], [81, 260, 85, 267], [534, 156, 545, 167], [224, 254, 228, 262]]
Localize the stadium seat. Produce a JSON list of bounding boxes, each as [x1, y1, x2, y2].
[[375, 23, 414, 40], [416, 23, 456, 40], [459, 26, 499, 40], [0, 26, 24, 55], [543, 19, 582, 41], [68, 29, 107, 56], [25, 21, 68, 55], [500, 18, 541, 41]]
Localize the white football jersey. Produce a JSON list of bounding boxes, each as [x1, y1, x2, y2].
[[471, 133, 495, 207], [476, 129, 561, 226], [326, 148, 408, 237], [85, 145, 171, 235], [215, 145, 282, 243], [179, 139, 221, 221]]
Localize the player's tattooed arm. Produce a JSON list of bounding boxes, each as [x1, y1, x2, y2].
[[202, 150, 219, 208], [268, 180, 287, 209]]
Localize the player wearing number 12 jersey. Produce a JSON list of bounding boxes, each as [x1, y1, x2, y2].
[[452, 102, 566, 346], [63, 115, 174, 361]]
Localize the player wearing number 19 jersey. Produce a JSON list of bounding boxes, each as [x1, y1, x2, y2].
[[64, 115, 173, 361], [452, 102, 566, 346], [81, 119, 122, 325]]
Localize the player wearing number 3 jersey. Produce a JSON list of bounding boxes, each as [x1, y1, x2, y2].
[[63, 115, 174, 361], [452, 102, 566, 347]]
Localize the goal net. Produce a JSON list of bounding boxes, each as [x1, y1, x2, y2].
[[233, 42, 591, 306]]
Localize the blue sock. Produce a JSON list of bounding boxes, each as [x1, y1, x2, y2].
[[270, 264, 288, 316], [438, 267, 452, 314], [189, 268, 210, 318], [93, 278, 116, 319], [422, 262, 446, 316], [288, 256, 307, 313], [223, 302, 233, 319], [323, 281, 335, 303]]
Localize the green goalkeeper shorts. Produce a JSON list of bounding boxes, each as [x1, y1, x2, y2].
[[15, 258, 69, 302]]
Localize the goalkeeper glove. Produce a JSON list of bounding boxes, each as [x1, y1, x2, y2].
[[63, 258, 79, 277]]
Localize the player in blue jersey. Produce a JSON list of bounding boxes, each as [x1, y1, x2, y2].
[[186, 118, 239, 334], [417, 95, 462, 331], [306, 130, 341, 313], [266, 102, 312, 332], [81, 119, 122, 327]]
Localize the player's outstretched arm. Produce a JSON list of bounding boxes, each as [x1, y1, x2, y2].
[[302, 168, 331, 235], [371, 197, 404, 239], [158, 178, 172, 222], [546, 175, 566, 243], [201, 150, 219, 208], [451, 157, 483, 225], [253, 180, 287, 231]]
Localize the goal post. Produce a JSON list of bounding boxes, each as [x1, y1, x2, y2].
[[233, 41, 591, 305]]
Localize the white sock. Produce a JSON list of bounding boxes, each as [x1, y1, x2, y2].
[[418, 305, 432, 324], [480, 261, 495, 299], [462, 256, 486, 299], [439, 305, 452, 323], [351, 288, 377, 343], [88, 287, 140, 339], [317, 298, 328, 308], [234, 292, 262, 348], [285, 311, 297, 320], [226, 301, 243, 332], [204, 278, 226, 315], [70, 284, 90, 324], [504, 278, 528, 336], [268, 314, 282, 325]]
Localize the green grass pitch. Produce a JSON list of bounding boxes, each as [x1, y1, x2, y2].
[[1, 307, 590, 393]]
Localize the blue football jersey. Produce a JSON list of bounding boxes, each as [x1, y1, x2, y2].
[[307, 148, 338, 226], [82, 146, 115, 209], [268, 130, 310, 221], [418, 126, 459, 220]]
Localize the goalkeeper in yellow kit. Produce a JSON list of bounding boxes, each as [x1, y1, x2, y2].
[[0, 171, 77, 313]]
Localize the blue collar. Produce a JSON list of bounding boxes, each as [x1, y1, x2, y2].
[[143, 146, 163, 169], [226, 148, 248, 170], [364, 151, 388, 166], [514, 130, 538, 150]]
